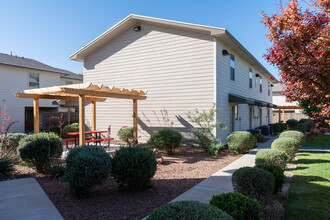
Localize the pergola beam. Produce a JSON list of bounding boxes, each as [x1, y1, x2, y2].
[[14, 93, 106, 102], [274, 106, 303, 110]]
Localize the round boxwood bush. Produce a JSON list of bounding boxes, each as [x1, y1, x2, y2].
[[147, 200, 233, 220], [286, 119, 299, 129], [280, 122, 287, 131], [253, 134, 265, 143], [271, 138, 300, 161], [210, 192, 262, 220], [255, 164, 285, 193], [117, 127, 133, 144], [150, 129, 182, 154], [295, 123, 308, 133], [255, 149, 287, 170], [273, 123, 281, 134], [279, 130, 305, 146], [19, 132, 63, 173], [298, 118, 311, 123], [227, 131, 256, 154], [232, 167, 275, 204], [111, 146, 157, 190], [65, 145, 112, 197], [62, 123, 79, 138]]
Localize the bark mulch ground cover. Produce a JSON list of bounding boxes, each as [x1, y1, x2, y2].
[[8, 147, 242, 220]]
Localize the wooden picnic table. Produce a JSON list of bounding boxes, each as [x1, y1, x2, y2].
[[66, 130, 108, 147]]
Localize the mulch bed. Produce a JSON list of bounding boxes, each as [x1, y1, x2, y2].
[[6, 147, 242, 220]]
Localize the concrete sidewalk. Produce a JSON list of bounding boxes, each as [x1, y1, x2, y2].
[[171, 137, 276, 203], [300, 146, 330, 152], [0, 178, 63, 220]]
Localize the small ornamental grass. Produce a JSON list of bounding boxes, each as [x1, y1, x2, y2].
[[117, 127, 133, 144], [150, 129, 182, 154], [111, 146, 157, 190], [147, 200, 233, 220], [255, 149, 287, 170], [256, 164, 285, 193], [232, 167, 275, 204], [0, 133, 26, 154], [279, 130, 305, 145], [65, 145, 112, 198], [0, 156, 15, 178], [18, 132, 63, 173], [227, 131, 256, 154], [271, 138, 300, 161], [286, 119, 299, 129], [210, 192, 262, 220]]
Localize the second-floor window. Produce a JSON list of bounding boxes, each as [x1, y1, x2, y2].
[[249, 68, 253, 88], [230, 54, 235, 81], [29, 73, 39, 89], [259, 76, 263, 93], [268, 83, 270, 96]]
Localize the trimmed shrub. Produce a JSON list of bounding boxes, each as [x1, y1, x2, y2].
[[256, 164, 285, 193], [275, 123, 283, 132], [247, 129, 261, 135], [304, 122, 312, 132], [255, 149, 287, 170], [0, 156, 15, 177], [62, 123, 79, 138], [19, 132, 63, 173], [0, 133, 27, 154], [210, 192, 262, 220], [286, 119, 299, 129], [271, 138, 300, 161], [49, 126, 61, 136], [147, 200, 233, 220], [279, 130, 305, 145], [150, 129, 182, 154], [111, 146, 157, 190], [273, 123, 281, 134], [259, 125, 270, 135], [295, 123, 308, 133], [253, 134, 266, 143], [280, 122, 287, 131], [65, 145, 112, 197], [208, 141, 225, 156], [299, 118, 311, 123], [50, 165, 66, 179], [232, 167, 275, 204], [227, 131, 256, 154], [117, 127, 133, 144]]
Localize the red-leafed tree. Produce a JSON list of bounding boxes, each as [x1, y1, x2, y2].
[[262, 0, 330, 130]]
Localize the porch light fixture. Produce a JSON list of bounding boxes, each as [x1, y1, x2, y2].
[[222, 49, 230, 56], [255, 73, 260, 77], [133, 25, 141, 31]]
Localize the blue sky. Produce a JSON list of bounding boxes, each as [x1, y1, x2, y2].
[[0, 0, 288, 79]]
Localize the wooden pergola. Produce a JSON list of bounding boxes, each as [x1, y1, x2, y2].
[[14, 83, 147, 145], [274, 105, 303, 122]]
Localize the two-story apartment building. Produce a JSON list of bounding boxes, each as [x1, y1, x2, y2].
[[0, 53, 82, 133], [70, 15, 277, 142]]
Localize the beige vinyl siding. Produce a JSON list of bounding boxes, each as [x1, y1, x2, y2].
[[215, 40, 273, 141], [0, 65, 61, 133], [83, 23, 215, 142]]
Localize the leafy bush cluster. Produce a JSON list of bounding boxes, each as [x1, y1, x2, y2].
[[286, 119, 299, 129], [62, 123, 79, 138], [255, 149, 287, 169], [111, 146, 157, 190], [253, 134, 265, 143], [256, 164, 285, 193], [65, 145, 112, 197], [279, 130, 305, 145], [227, 131, 256, 154], [271, 138, 300, 161], [210, 192, 262, 220], [148, 200, 233, 220], [117, 127, 134, 144], [151, 129, 182, 154], [232, 167, 275, 204], [19, 132, 63, 173]]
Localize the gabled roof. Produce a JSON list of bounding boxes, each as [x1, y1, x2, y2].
[[60, 72, 83, 81], [0, 52, 73, 75], [70, 14, 277, 82]]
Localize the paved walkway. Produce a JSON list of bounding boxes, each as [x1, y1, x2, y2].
[[0, 178, 63, 220], [171, 136, 277, 203]]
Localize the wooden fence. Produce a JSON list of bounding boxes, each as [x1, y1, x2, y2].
[[272, 112, 306, 123], [42, 112, 79, 131]]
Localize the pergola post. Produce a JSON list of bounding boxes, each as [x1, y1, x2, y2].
[[33, 98, 39, 134], [92, 100, 96, 137], [79, 95, 85, 145], [282, 108, 285, 122], [278, 108, 281, 123], [133, 99, 137, 141]]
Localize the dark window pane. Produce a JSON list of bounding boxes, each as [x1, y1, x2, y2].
[[230, 67, 235, 81], [29, 73, 39, 83], [29, 82, 39, 89]]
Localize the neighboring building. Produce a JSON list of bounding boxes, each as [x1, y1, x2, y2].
[[70, 15, 277, 142], [272, 83, 304, 123], [0, 53, 82, 133]]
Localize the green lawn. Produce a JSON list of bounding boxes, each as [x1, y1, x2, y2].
[[304, 135, 330, 148], [285, 152, 330, 220]]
